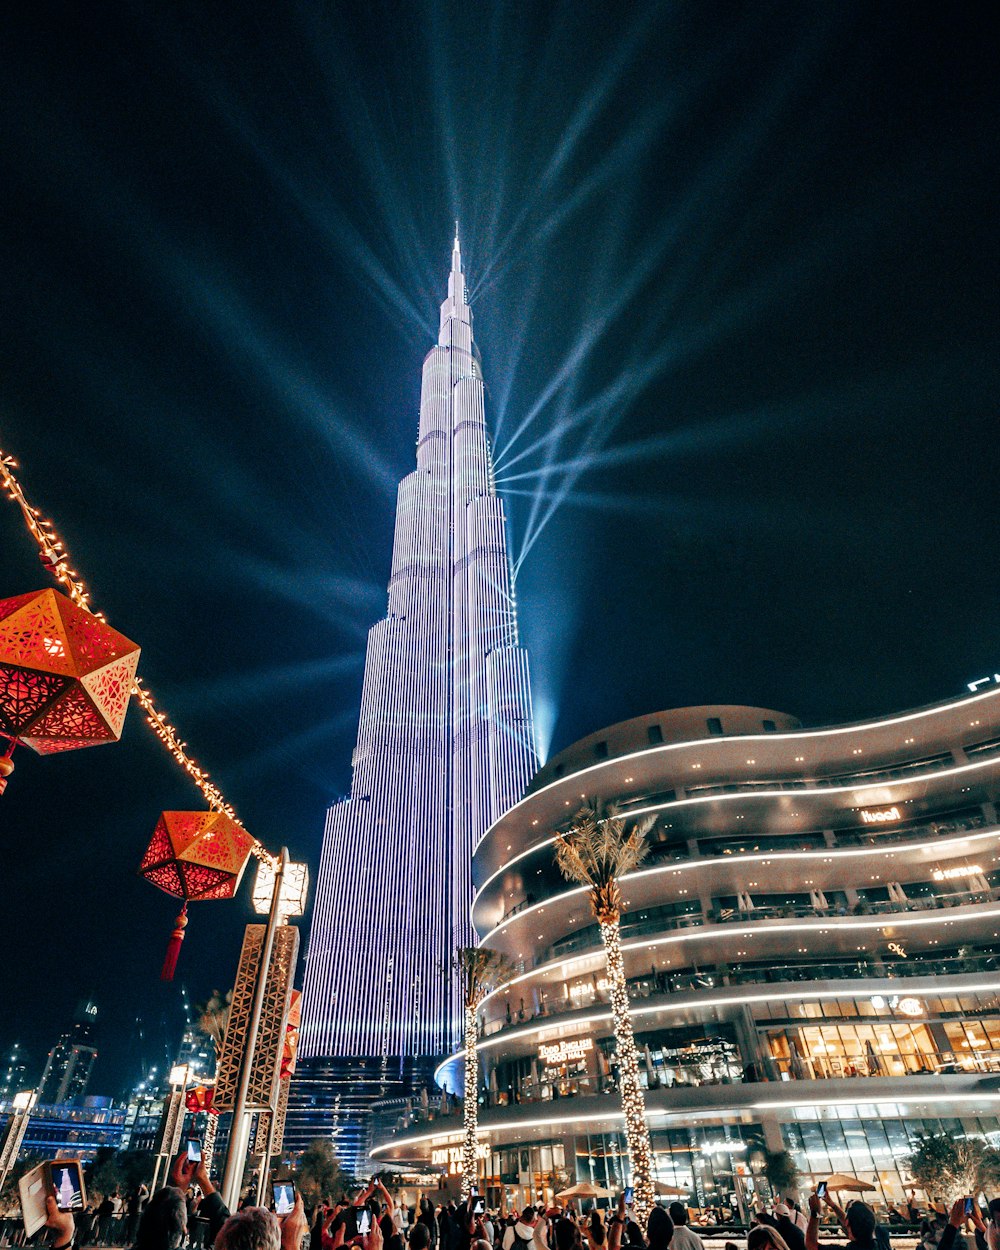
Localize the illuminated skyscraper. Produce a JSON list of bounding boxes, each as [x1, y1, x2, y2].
[[287, 233, 537, 1169], [37, 1000, 99, 1106]]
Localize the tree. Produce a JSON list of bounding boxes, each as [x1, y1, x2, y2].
[[86, 1148, 155, 1201], [555, 800, 655, 1223], [747, 1142, 800, 1197], [0, 1154, 43, 1215], [196, 990, 232, 1057], [454, 947, 517, 1200], [906, 1133, 1000, 1199], [294, 1139, 352, 1205]]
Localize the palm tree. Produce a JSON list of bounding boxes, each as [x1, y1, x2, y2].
[[555, 800, 656, 1222], [196, 989, 231, 1058], [454, 947, 517, 1200], [195, 990, 231, 1168]]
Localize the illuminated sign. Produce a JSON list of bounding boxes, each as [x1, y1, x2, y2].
[[431, 1142, 490, 1174], [538, 1037, 594, 1066], [860, 807, 901, 824], [932, 864, 983, 881], [896, 997, 922, 1017], [887, 943, 907, 958], [569, 979, 609, 998]]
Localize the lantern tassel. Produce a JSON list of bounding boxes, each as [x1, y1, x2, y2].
[[160, 902, 188, 981], [0, 739, 15, 797]]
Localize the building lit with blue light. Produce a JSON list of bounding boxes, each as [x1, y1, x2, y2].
[[288, 233, 538, 1173], [372, 690, 1000, 1211]]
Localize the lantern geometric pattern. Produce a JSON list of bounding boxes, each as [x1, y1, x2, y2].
[[0, 588, 140, 754], [139, 811, 255, 902]]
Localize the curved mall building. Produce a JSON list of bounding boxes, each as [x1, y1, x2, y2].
[[372, 689, 1000, 1210]]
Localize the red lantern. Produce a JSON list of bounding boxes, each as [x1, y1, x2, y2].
[[185, 1085, 215, 1114], [139, 810, 255, 979], [0, 588, 140, 791]]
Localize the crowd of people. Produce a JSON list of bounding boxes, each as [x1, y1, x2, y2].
[[304, 1186, 1000, 1250], [24, 1159, 1000, 1250]]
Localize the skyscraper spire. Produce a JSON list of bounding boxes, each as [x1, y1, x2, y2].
[[288, 232, 538, 1173]]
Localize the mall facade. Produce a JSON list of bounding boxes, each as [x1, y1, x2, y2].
[[372, 689, 1000, 1212]]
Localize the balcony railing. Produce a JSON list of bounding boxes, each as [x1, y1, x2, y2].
[[495, 814, 991, 925], [481, 952, 1000, 1036]]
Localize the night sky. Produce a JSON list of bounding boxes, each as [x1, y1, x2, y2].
[[1, 2, 997, 1098]]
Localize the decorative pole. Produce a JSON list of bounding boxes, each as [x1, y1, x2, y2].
[[0, 1090, 36, 1193], [150, 1066, 189, 1192], [219, 848, 288, 1211]]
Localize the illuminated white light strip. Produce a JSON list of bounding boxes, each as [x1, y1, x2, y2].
[[478, 827, 1000, 944], [372, 1091, 1000, 1156], [475, 688, 1000, 854], [431, 977, 1000, 1081], [299, 237, 538, 1061], [477, 906, 1000, 1010], [476, 754, 1000, 904]]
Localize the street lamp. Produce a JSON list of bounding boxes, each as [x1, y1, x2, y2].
[[0, 1090, 37, 1192], [150, 1065, 189, 1191]]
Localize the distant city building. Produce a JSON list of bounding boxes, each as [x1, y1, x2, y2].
[[373, 691, 1000, 1209], [174, 1021, 215, 1083], [0, 1096, 125, 1162], [288, 234, 538, 1173], [0, 1041, 28, 1100], [37, 1000, 99, 1106]]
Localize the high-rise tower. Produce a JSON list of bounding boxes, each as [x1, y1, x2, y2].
[[287, 234, 537, 1171]]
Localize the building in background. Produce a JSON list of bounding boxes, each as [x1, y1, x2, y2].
[[174, 1021, 215, 1084], [37, 1000, 99, 1106], [0, 1096, 125, 1163], [0, 1042, 28, 1101], [288, 233, 538, 1174], [372, 690, 1000, 1210]]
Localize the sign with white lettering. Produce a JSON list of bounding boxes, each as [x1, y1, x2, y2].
[[932, 864, 983, 881], [860, 807, 901, 824], [538, 1037, 593, 1066], [431, 1142, 490, 1174]]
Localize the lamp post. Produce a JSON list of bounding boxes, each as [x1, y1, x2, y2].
[[219, 848, 288, 1211], [0, 1090, 37, 1193], [150, 1065, 189, 1192]]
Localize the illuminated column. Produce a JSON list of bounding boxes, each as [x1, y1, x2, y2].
[[150, 1067, 188, 1192], [0, 1090, 36, 1192], [298, 231, 538, 1100]]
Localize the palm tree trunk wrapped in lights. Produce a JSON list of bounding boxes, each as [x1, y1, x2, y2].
[[455, 947, 517, 1200], [555, 801, 656, 1223]]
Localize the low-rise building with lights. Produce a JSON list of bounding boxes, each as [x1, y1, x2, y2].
[[371, 691, 1000, 1212]]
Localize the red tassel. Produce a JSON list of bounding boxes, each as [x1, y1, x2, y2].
[[160, 902, 188, 981]]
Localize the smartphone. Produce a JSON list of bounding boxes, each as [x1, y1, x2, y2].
[[187, 1138, 202, 1163], [966, 1199, 975, 1217], [357, 1209, 372, 1237], [624, 1187, 634, 1206], [817, 1183, 828, 1199], [472, 1197, 486, 1216], [273, 1182, 296, 1216], [51, 1161, 86, 1213]]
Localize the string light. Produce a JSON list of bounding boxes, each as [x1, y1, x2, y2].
[[0, 448, 277, 868], [555, 802, 656, 1224], [456, 949, 516, 1200], [600, 915, 655, 1224]]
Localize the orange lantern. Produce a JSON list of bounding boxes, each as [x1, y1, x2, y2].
[[0, 588, 140, 791], [139, 810, 255, 979]]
